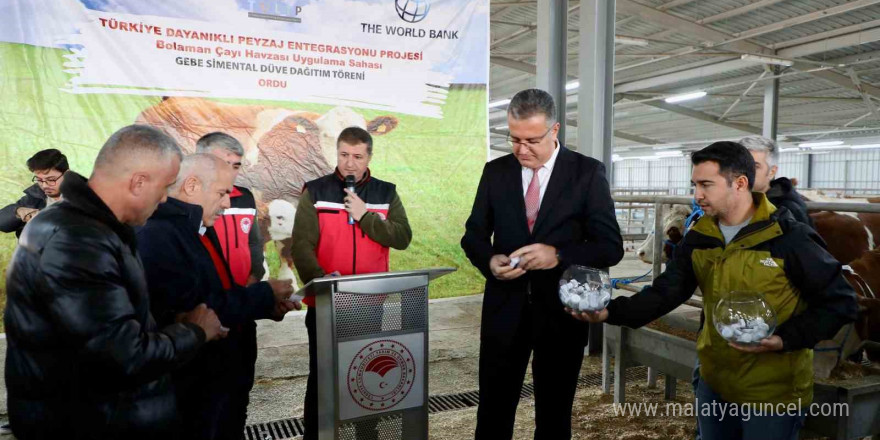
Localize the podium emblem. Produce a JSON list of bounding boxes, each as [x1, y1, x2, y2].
[[347, 339, 415, 411]]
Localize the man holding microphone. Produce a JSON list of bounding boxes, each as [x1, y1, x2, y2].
[[292, 126, 412, 440]]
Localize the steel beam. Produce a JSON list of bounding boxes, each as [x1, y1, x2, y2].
[[615, 0, 770, 55], [578, 0, 616, 170], [697, 0, 787, 25], [625, 95, 764, 135], [537, 0, 570, 141]]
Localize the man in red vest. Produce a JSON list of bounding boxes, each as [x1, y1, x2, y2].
[[196, 132, 265, 286], [292, 126, 412, 440]]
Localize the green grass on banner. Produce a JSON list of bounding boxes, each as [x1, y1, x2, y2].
[[0, 43, 489, 331]]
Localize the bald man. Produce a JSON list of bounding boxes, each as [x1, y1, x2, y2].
[[137, 153, 299, 440], [4, 125, 226, 440]]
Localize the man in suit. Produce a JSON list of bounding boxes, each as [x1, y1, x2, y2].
[[461, 88, 624, 439]]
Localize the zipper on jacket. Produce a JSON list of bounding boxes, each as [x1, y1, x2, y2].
[[224, 215, 231, 258], [352, 223, 357, 274], [233, 214, 239, 248], [728, 222, 776, 249]]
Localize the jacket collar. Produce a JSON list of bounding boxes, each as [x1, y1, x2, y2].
[[24, 183, 48, 201], [334, 168, 371, 187], [59, 172, 136, 245], [152, 197, 205, 235], [766, 177, 793, 200], [691, 192, 781, 248]]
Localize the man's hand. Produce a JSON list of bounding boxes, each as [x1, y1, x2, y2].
[[181, 303, 228, 341], [246, 275, 260, 286], [268, 279, 294, 302], [564, 307, 609, 323], [728, 335, 783, 353], [16, 207, 39, 223], [272, 299, 301, 321], [489, 254, 526, 281], [510, 244, 559, 271], [344, 188, 368, 222]]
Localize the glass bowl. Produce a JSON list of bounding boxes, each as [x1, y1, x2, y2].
[[713, 291, 777, 345], [559, 265, 612, 312]]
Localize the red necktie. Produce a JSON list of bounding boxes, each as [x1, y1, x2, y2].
[[525, 169, 540, 232]]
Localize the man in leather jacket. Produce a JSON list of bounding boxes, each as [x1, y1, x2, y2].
[[4, 125, 227, 440]]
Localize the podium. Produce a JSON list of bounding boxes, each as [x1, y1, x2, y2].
[[297, 268, 455, 440]]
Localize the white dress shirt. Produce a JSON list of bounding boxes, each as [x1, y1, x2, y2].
[[521, 140, 560, 206]]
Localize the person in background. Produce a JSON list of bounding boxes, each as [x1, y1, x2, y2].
[[738, 136, 814, 227], [137, 153, 298, 440], [0, 149, 69, 238], [196, 132, 266, 285], [4, 125, 226, 440]]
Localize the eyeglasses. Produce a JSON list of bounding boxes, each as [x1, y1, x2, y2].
[[32, 175, 62, 186], [507, 126, 554, 148]]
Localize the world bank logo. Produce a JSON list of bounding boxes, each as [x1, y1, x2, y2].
[[395, 0, 430, 23]]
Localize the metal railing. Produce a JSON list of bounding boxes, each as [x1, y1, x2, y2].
[[613, 194, 880, 292]]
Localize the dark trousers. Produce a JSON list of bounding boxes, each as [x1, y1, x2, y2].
[[304, 307, 382, 440], [218, 324, 258, 440], [474, 308, 586, 440], [177, 325, 257, 440]]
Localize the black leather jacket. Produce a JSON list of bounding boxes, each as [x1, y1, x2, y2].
[[4, 172, 205, 440], [0, 184, 47, 237]]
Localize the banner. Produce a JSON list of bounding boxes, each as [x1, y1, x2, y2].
[[0, 0, 488, 309]]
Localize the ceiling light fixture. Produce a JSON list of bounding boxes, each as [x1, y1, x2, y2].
[[664, 91, 707, 103], [740, 54, 794, 67]]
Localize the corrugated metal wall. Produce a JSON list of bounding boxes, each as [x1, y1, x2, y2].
[[612, 157, 691, 195], [613, 150, 880, 195]]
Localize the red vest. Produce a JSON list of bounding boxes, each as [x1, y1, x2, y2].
[[213, 186, 258, 286], [303, 170, 395, 307]]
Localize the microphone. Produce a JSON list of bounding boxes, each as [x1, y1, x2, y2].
[[345, 175, 356, 225]]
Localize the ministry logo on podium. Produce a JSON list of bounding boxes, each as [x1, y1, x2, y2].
[[347, 339, 415, 410], [395, 0, 430, 23]]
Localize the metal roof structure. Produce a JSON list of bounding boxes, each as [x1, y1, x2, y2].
[[489, 0, 880, 157]]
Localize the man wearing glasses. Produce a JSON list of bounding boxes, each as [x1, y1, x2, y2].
[[461, 88, 623, 438], [0, 149, 69, 238]]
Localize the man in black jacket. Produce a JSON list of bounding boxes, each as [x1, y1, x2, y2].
[[137, 153, 298, 440], [4, 125, 226, 440], [0, 149, 69, 238], [461, 89, 624, 439], [738, 136, 814, 227]]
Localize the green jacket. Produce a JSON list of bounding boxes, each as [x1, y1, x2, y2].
[[607, 193, 858, 405]]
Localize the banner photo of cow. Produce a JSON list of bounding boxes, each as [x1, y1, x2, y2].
[[0, 0, 490, 310]]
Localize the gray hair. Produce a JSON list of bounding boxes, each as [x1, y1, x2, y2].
[[738, 136, 778, 168], [196, 132, 245, 157], [507, 88, 557, 127], [93, 125, 183, 173], [170, 153, 228, 193]]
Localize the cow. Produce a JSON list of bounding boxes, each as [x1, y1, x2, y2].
[[134, 97, 399, 283], [810, 211, 874, 265], [635, 204, 692, 264], [847, 249, 880, 363]]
